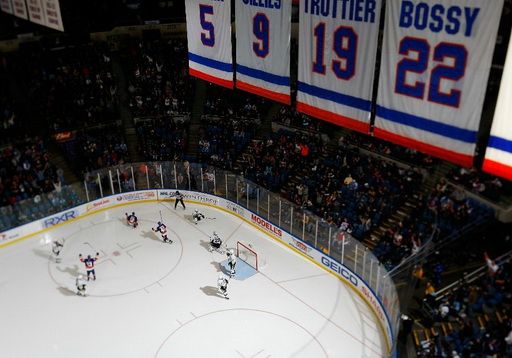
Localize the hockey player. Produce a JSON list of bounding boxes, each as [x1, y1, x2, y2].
[[217, 274, 230, 300], [76, 275, 87, 296], [174, 191, 186, 210], [209, 231, 223, 253], [192, 208, 205, 225], [79, 252, 99, 280], [227, 249, 237, 278], [125, 212, 138, 228], [52, 238, 64, 263], [152, 221, 172, 243]]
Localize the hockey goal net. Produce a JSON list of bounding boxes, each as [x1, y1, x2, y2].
[[236, 241, 263, 270]]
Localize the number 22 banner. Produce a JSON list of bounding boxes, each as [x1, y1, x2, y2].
[[375, 0, 503, 166], [186, 0, 233, 89], [297, 0, 383, 133]]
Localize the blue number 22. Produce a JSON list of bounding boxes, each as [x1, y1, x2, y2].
[[395, 37, 467, 108]]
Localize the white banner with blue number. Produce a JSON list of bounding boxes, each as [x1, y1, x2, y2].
[[375, 0, 503, 166]]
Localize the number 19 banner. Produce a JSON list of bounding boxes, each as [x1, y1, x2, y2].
[[186, 0, 234, 89], [297, 0, 383, 133], [235, 0, 291, 104], [375, 0, 503, 166]]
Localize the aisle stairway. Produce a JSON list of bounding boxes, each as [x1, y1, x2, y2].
[[361, 160, 457, 250], [111, 57, 144, 163], [186, 79, 208, 160]]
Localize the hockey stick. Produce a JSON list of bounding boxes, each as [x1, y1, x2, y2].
[[159, 210, 163, 223], [206, 217, 216, 220], [83, 242, 99, 255]]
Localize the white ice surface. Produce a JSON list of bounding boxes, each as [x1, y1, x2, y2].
[[0, 202, 387, 357]]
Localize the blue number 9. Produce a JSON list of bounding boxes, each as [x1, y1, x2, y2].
[[253, 13, 270, 58]]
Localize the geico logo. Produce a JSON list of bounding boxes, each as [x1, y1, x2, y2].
[[321, 256, 358, 286], [44, 211, 77, 227]]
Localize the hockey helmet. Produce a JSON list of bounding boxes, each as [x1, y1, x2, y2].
[[87, 255, 91, 259], [132, 212, 135, 215], [158, 221, 162, 226], [176, 190, 179, 194], [229, 249, 235, 255], [213, 231, 218, 236], [78, 275, 83, 279], [194, 209, 198, 213]]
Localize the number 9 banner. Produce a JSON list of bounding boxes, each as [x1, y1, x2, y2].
[[375, 0, 504, 166], [235, 0, 292, 104]]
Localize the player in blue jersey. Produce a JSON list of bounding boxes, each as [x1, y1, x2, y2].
[[125, 212, 138, 228], [152, 221, 172, 243], [79, 252, 99, 281]]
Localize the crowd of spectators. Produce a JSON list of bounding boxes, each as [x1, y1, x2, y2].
[[14, 42, 119, 132], [0, 138, 82, 231], [419, 251, 512, 357], [449, 166, 512, 203], [273, 105, 324, 133], [342, 131, 439, 170], [135, 117, 189, 161], [70, 123, 130, 174], [123, 38, 194, 118]]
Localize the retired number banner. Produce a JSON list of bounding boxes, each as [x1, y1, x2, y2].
[[375, 0, 504, 166], [0, 0, 13, 14], [12, 0, 28, 20], [27, 0, 46, 26], [483, 26, 512, 181], [297, 0, 383, 133], [235, 0, 291, 104], [186, 0, 234, 89]]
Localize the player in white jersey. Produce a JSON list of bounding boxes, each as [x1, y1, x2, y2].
[[76, 275, 87, 296], [52, 238, 64, 263], [152, 221, 172, 243], [209, 231, 223, 253], [192, 209, 205, 225], [227, 249, 237, 278], [125, 212, 138, 228], [217, 274, 229, 300]]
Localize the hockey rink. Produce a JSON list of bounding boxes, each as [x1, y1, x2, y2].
[[0, 202, 388, 357]]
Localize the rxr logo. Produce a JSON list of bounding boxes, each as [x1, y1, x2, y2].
[[44, 210, 78, 228]]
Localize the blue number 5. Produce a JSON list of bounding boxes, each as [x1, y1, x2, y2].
[[199, 4, 215, 47]]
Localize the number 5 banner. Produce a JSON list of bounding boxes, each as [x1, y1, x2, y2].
[[375, 0, 503, 166], [186, 0, 233, 89], [297, 0, 383, 133], [235, 0, 291, 104]]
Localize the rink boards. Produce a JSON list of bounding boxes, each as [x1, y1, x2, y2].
[[0, 189, 393, 355]]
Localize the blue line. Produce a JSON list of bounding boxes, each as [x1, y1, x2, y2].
[[237, 64, 289, 86], [488, 135, 512, 153], [297, 81, 371, 112], [376, 105, 477, 143], [189, 52, 233, 73]]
